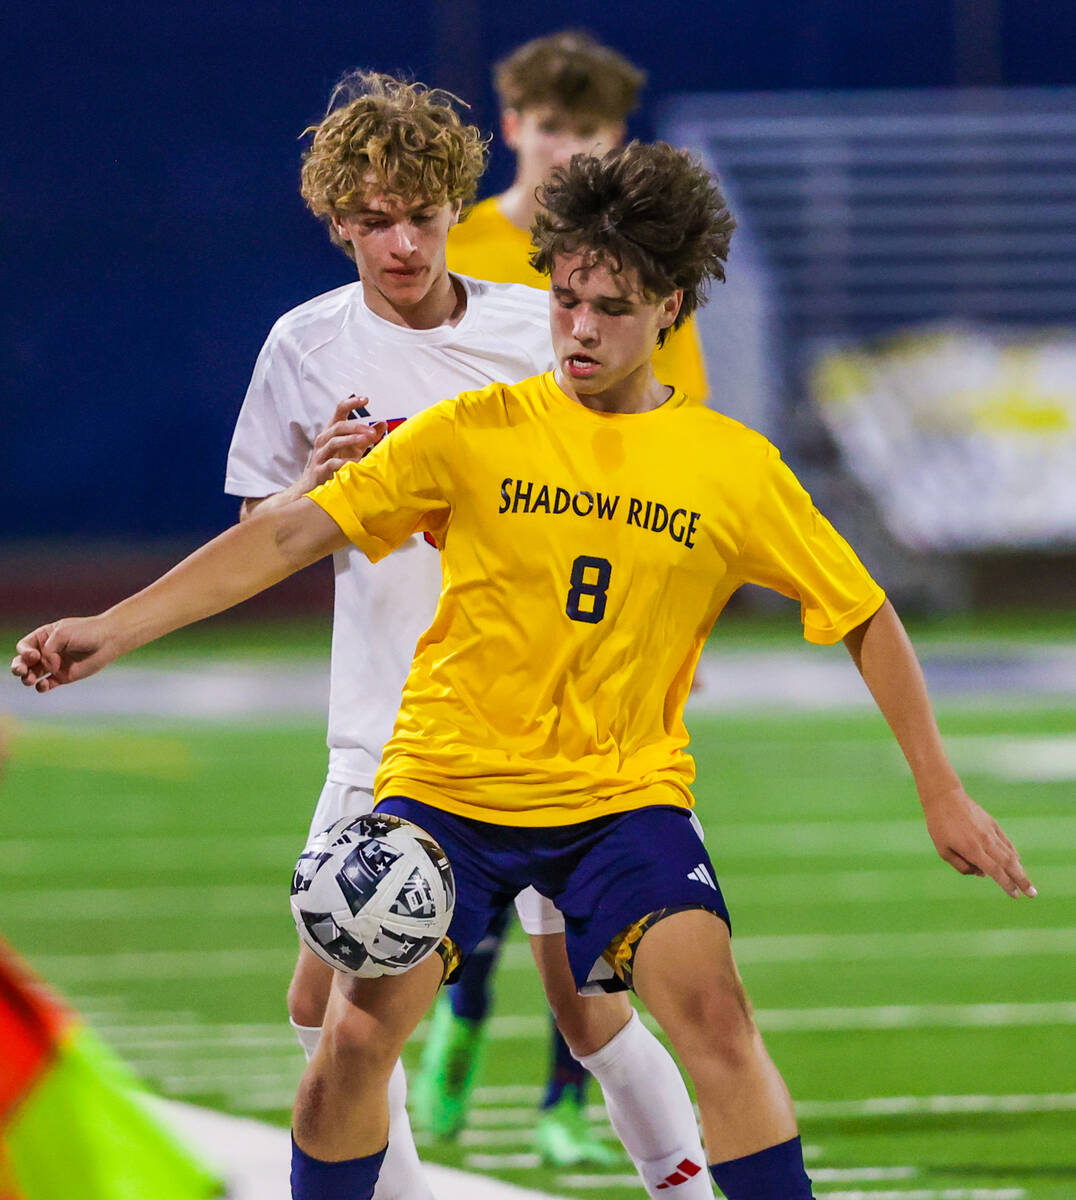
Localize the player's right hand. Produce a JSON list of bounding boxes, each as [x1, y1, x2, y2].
[[10, 617, 117, 692], [302, 396, 387, 489]]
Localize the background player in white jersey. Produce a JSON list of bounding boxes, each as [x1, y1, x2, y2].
[[225, 72, 711, 1198], [13, 140, 1035, 1200]]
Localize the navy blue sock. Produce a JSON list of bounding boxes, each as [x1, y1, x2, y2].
[[541, 1014, 587, 1109], [290, 1136, 387, 1200], [709, 1136, 813, 1199], [449, 903, 512, 1022]]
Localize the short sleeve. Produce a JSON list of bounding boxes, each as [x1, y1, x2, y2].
[[225, 330, 311, 497], [307, 399, 456, 562], [737, 447, 885, 644]]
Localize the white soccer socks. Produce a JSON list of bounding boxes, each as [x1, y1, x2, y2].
[[288, 1020, 433, 1200], [577, 1010, 712, 1198], [378, 1060, 434, 1200]]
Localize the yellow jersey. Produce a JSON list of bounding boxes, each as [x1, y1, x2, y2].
[[447, 196, 709, 402], [308, 372, 884, 828]]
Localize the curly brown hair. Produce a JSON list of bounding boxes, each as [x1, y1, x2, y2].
[[531, 142, 736, 344], [300, 71, 488, 257], [493, 31, 644, 122]]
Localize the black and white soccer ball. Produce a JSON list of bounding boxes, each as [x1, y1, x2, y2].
[[290, 813, 455, 978]]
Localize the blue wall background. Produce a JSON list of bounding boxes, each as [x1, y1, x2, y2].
[[6, 1, 1076, 540]]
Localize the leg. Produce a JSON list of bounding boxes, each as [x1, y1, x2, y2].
[[631, 910, 811, 1199], [289, 868, 432, 1196], [288, 941, 335, 1050], [530, 931, 711, 1196], [291, 952, 443, 1200]]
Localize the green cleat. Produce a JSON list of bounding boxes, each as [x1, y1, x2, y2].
[[410, 994, 485, 1139], [534, 1092, 619, 1167]]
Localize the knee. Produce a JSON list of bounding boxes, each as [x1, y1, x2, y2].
[[675, 976, 760, 1073], [319, 1005, 398, 1079], [551, 991, 633, 1058]]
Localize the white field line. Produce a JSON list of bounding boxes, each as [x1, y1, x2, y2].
[[717, 863, 1076, 903], [1, 884, 284, 918], [7, 862, 1076, 923], [23, 925, 1074, 984], [947, 732, 1076, 782], [814, 1168, 914, 1182], [469, 1086, 1076, 1121], [101, 1000, 1076, 1080], [755, 1001, 1076, 1032], [509, 1166, 919, 1188], [542, 1174, 649, 1189], [464, 1153, 543, 1170], [813, 1192, 1024, 1200], [154, 1098, 571, 1200], [795, 1093, 1076, 1119]]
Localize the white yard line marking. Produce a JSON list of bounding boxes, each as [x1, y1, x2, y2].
[[717, 863, 1076, 903], [0, 833, 299, 872], [699, 815, 1076, 858], [26, 948, 293, 981], [155, 1099, 571, 1200], [495, 926, 1075, 971], [812, 1191, 1025, 1199], [451, 1091, 1076, 1123], [796, 1093, 1076, 1118], [550, 1175, 645, 1189], [7, 865, 1075, 931], [1, 884, 283, 918], [947, 733, 1076, 781], [757, 1001, 1076, 1032], [95, 1000, 1076, 1074], [464, 1153, 544, 1170], [813, 1167, 918, 1181]]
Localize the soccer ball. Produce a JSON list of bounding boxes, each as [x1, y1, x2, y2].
[[290, 813, 455, 978]]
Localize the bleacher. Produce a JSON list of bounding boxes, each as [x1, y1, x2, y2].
[[660, 88, 1076, 606]]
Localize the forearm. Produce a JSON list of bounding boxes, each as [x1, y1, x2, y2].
[[844, 601, 1034, 897], [239, 482, 308, 521], [107, 498, 344, 653], [843, 600, 960, 804]]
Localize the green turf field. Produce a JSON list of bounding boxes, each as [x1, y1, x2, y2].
[[2, 621, 1074, 1198]]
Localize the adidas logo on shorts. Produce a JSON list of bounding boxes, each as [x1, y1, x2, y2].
[[686, 862, 717, 890]]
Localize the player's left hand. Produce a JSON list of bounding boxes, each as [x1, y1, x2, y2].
[[10, 616, 118, 692], [921, 784, 1036, 899]]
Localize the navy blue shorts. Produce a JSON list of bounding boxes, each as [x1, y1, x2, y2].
[[377, 797, 730, 993]]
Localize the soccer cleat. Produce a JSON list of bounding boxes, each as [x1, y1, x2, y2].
[[410, 994, 485, 1139], [534, 1092, 619, 1167]]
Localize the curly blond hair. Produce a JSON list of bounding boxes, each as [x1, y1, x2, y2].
[[300, 71, 488, 256]]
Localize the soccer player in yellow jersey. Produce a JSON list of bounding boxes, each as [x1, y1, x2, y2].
[[13, 142, 1035, 1200], [447, 30, 709, 402], [441, 41, 710, 1147]]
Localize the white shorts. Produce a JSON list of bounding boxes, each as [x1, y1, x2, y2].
[[307, 780, 566, 936], [306, 782, 705, 939], [307, 779, 376, 843]]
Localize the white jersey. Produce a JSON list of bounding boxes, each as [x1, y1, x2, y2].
[[226, 274, 553, 788]]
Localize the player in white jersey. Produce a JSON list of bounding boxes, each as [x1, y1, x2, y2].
[[225, 72, 712, 1199]]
